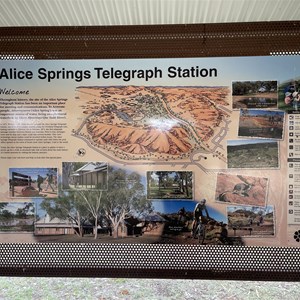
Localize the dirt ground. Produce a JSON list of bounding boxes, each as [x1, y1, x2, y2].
[[228, 223, 274, 237], [9, 183, 57, 198], [0, 231, 200, 244], [233, 92, 277, 100], [0, 231, 233, 245], [0, 232, 162, 244]]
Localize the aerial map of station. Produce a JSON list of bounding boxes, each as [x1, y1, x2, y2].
[[73, 85, 230, 164]]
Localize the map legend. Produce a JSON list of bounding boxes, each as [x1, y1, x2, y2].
[[287, 113, 300, 224]]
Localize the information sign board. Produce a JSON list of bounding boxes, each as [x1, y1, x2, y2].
[[0, 56, 299, 248]]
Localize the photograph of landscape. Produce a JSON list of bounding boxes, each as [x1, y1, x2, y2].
[[232, 80, 278, 109], [147, 171, 193, 199], [227, 139, 279, 169], [148, 200, 243, 245], [0, 202, 34, 232], [238, 109, 285, 140], [227, 205, 275, 237], [31, 196, 243, 245]]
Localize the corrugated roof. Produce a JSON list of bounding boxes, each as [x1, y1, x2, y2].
[[35, 214, 77, 227], [0, 0, 299, 27], [74, 163, 107, 173]]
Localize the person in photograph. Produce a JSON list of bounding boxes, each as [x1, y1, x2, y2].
[[285, 91, 293, 107], [293, 91, 300, 111], [37, 175, 44, 192], [45, 173, 55, 192], [191, 199, 210, 234], [177, 207, 186, 224]]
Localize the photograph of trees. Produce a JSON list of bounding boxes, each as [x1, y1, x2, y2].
[[0, 202, 34, 232], [147, 171, 193, 199], [36, 166, 153, 241]]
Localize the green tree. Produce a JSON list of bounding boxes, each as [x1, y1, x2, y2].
[[156, 171, 169, 192], [0, 209, 14, 225], [21, 202, 34, 219], [62, 162, 85, 189], [41, 191, 88, 237], [76, 190, 103, 239], [103, 167, 152, 238], [0, 203, 8, 212], [15, 208, 26, 219]]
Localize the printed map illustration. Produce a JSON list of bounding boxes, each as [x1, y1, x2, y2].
[[73, 86, 230, 164]]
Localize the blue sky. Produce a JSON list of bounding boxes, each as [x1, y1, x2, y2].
[[9, 168, 57, 180], [152, 199, 227, 223], [1, 202, 34, 214], [240, 109, 285, 117]]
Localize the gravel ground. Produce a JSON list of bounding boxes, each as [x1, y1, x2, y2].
[[0, 277, 299, 300]]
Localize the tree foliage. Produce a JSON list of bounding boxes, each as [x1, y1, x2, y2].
[[62, 162, 86, 189], [40, 166, 152, 239], [40, 191, 88, 237], [76, 190, 103, 239], [103, 167, 152, 238], [232, 81, 277, 95]]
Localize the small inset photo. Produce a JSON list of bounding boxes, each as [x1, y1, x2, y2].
[[150, 199, 238, 245], [227, 205, 275, 237], [62, 162, 108, 191], [278, 81, 300, 111], [9, 168, 58, 198], [227, 139, 279, 169], [238, 109, 285, 140], [0, 202, 35, 232], [232, 80, 278, 109], [147, 171, 193, 199], [215, 173, 268, 206]]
